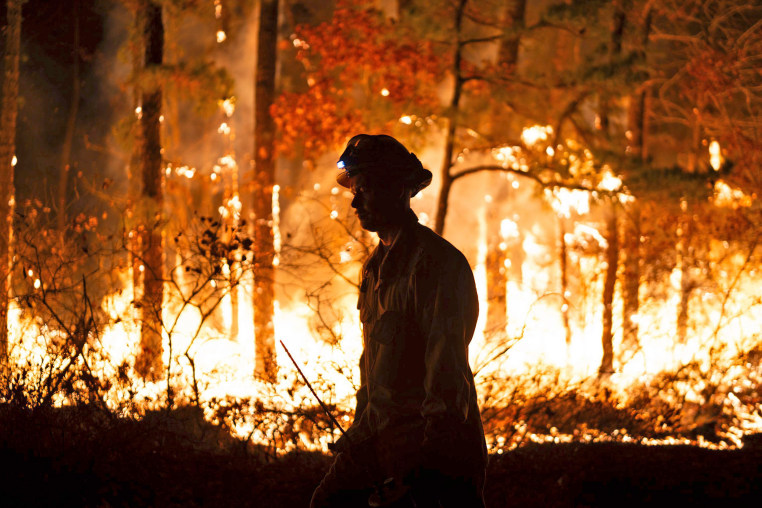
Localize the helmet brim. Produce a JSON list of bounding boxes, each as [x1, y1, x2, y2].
[[336, 166, 432, 196]]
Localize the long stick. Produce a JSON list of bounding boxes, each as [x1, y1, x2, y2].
[[279, 340, 348, 439], [281, 341, 414, 505]]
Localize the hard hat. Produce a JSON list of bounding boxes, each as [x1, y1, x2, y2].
[[336, 134, 432, 196]]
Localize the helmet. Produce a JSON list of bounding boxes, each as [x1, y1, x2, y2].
[[336, 134, 432, 196]]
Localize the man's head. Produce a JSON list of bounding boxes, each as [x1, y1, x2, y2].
[[336, 134, 431, 234]]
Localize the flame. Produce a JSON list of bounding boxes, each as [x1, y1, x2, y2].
[[598, 167, 622, 192], [220, 97, 235, 117], [546, 188, 590, 218], [5, 98, 759, 458], [521, 124, 553, 147], [272, 184, 281, 267], [493, 145, 519, 169], [7, 194, 762, 453], [713, 180, 751, 208], [218, 194, 241, 220], [709, 140, 723, 171]]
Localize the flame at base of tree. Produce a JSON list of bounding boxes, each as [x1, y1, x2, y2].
[[2, 186, 760, 456]]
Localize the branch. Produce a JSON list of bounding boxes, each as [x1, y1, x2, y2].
[[709, 234, 759, 342], [459, 34, 502, 46], [450, 164, 613, 195], [552, 90, 593, 152]]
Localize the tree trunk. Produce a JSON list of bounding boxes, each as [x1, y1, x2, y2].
[[483, 0, 526, 334], [128, 1, 143, 300], [598, 6, 625, 134], [599, 204, 618, 376], [135, 0, 164, 380], [433, 0, 467, 236], [498, 0, 526, 67], [621, 205, 640, 350], [676, 217, 692, 344], [253, 0, 278, 382], [597, 6, 626, 377], [559, 217, 571, 345], [57, 0, 80, 235], [626, 6, 651, 161], [485, 239, 507, 335], [621, 6, 651, 353], [0, 0, 24, 367]]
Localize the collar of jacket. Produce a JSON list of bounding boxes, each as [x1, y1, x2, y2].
[[364, 209, 421, 289]]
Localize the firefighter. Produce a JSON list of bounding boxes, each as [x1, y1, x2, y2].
[[310, 134, 487, 508]]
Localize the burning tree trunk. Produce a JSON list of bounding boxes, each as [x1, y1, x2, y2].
[[0, 0, 24, 366], [485, 236, 507, 334], [597, 4, 626, 377], [135, 1, 165, 380], [559, 217, 571, 345], [252, 0, 278, 382], [484, 0, 526, 334], [621, 6, 651, 351], [127, 1, 142, 299], [676, 215, 694, 344], [497, 0, 526, 66], [621, 206, 641, 350], [57, 0, 80, 235], [433, 0, 467, 236], [599, 203, 618, 376]]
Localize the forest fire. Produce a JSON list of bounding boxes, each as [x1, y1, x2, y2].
[[5, 120, 761, 455], [2, 1, 761, 492]]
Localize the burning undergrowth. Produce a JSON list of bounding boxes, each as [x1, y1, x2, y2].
[[1, 189, 761, 461]]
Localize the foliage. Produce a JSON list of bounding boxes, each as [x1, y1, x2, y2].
[[2, 193, 257, 413], [479, 340, 762, 452], [271, 0, 443, 158]]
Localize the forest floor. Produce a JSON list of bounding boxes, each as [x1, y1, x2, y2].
[[1, 405, 761, 508]]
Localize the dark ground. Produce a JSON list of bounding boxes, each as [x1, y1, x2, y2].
[[1, 406, 761, 507]]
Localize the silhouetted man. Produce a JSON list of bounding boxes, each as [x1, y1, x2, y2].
[[310, 134, 487, 508]]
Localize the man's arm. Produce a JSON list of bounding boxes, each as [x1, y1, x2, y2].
[[354, 349, 368, 419], [413, 254, 479, 468]]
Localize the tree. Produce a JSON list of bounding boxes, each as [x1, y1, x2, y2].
[[134, 0, 165, 380], [620, 3, 652, 352], [271, 0, 442, 159], [597, 3, 627, 377], [484, 0, 527, 334], [57, 0, 80, 235], [274, 0, 762, 381], [252, 0, 279, 382], [0, 0, 25, 367]]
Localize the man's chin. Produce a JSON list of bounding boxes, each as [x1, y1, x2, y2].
[[358, 219, 378, 232]]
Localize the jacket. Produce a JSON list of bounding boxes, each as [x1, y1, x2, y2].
[[343, 210, 487, 480]]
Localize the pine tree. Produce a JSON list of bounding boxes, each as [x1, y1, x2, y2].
[[253, 0, 278, 382], [134, 0, 165, 380], [0, 0, 25, 367]]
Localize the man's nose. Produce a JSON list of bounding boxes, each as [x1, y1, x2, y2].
[[351, 193, 361, 209]]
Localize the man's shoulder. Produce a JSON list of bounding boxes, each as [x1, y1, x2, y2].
[[411, 222, 470, 269]]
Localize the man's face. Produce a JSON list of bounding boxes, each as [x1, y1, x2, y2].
[[349, 174, 405, 232]]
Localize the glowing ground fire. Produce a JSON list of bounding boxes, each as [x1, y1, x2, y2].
[[4, 123, 760, 456]]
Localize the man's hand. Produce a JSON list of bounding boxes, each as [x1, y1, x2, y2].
[[421, 415, 474, 478]]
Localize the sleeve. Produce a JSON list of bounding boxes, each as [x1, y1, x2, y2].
[[353, 349, 368, 419], [413, 254, 479, 452], [354, 265, 370, 421]]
